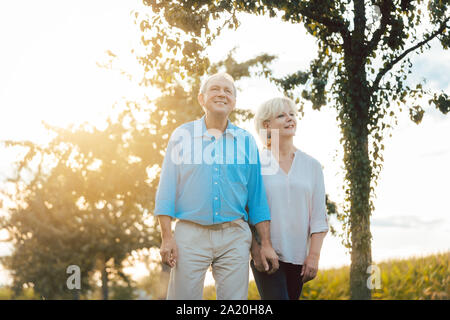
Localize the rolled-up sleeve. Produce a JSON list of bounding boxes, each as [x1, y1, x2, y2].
[[246, 140, 271, 226], [154, 137, 177, 218], [310, 162, 329, 235]]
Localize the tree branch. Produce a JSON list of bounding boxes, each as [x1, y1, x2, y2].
[[297, 2, 351, 42], [371, 17, 450, 93], [366, 0, 394, 54]]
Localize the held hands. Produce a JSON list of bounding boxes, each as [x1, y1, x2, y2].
[[251, 244, 266, 272], [160, 237, 178, 268], [301, 253, 319, 283], [256, 243, 279, 275]]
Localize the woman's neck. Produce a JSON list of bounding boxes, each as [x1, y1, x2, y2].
[[272, 136, 296, 158]]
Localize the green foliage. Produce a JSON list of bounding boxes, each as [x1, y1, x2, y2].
[[430, 92, 450, 114], [0, 286, 40, 300], [202, 252, 449, 300], [307, 252, 449, 300], [0, 287, 13, 300], [202, 278, 261, 300], [298, 252, 449, 300], [109, 283, 138, 300]]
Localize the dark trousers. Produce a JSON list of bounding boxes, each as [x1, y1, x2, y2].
[[250, 259, 304, 300]]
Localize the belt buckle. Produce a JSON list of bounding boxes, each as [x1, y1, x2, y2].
[[211, 221, 230, 230]]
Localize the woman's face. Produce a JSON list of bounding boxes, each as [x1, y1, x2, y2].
[[264, 105, 297, 138]]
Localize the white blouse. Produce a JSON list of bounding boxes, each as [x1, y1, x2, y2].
[[260, 148, 329, 265]]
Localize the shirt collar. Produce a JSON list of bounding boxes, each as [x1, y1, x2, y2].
[[193, 115, 238, 139]]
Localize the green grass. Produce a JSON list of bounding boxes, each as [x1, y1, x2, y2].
[[2, 251, 447, 299], [203, 251, 449, 300]]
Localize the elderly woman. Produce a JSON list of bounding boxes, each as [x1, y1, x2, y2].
[[251, 97, 329, 300]]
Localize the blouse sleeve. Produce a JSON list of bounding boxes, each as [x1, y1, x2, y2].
[[309, 161, 329, 235]]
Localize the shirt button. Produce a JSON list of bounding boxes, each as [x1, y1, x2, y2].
[[214, 167, 218, 171], [214, 197, 218, 200], [214, 182, 218, 185], [215, 212, 218, 215]]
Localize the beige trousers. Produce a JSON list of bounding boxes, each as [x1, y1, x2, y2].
[[166, 218, 252, 300]]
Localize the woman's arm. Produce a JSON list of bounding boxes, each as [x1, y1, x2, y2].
[[301, 231, 327, 283], [301, 161, 329, 282]]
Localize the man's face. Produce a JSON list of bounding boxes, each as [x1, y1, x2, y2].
[[198, 76, 236, 118]]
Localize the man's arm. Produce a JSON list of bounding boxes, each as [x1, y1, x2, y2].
[[246, 138, 279, 274], [154, 134, 179, 268], [254, 221, 279, 274], [250, 225, 265, 272], [158, 215, 178, 268]]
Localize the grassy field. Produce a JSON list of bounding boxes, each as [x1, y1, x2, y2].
[[204, 251, 449, 300], [1, 251, 447, 299]]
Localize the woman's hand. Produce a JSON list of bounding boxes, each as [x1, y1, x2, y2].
[[301, 253, 319, 283]]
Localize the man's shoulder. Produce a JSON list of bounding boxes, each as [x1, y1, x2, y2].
[[169, 119, 200, 137], [176, 119, 198, 131]]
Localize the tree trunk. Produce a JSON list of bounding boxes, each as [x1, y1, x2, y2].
[[160, 262, 171, 299], [344, 61, 373, 300], [101, 258, 109, 300], [342, 1, 373, 299], [347, 130, 373, 300], [72, 290, 80, 300]]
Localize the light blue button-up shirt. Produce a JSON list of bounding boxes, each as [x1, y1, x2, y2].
[[154, 116, 271, 226]]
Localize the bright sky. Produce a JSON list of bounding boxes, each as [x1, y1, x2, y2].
[[0, 0, 449, 287]]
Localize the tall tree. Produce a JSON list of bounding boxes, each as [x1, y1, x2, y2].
[[138, 0, 449, 299], [0, 108, 161, 299]]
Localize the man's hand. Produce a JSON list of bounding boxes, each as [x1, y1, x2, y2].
[[251, 242, 266, 272], [157, 215, 177, 268], [259, 244, 279, 275], [301, 253, 319, 283], [160, 237, 178, 268], [254, 221, 279, 274]]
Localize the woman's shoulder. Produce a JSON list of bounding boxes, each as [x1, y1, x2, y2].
[[295, 149, 323, 170]]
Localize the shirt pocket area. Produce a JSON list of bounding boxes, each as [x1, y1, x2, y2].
[[225, 164, 249, 185]]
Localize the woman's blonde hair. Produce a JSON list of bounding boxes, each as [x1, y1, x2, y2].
[[254, 97, 298, 144]]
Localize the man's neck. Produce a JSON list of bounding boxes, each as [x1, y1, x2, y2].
[[204, 113, 228, 138]]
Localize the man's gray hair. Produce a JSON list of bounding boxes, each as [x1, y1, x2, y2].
[[200, 72, 237, 97]]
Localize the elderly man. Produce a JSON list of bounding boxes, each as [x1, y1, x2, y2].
[[154, 72, 279, 300]]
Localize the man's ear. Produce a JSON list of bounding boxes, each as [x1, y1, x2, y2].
[[197, 93, 204, 107], [263, 120, 270, 129]]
